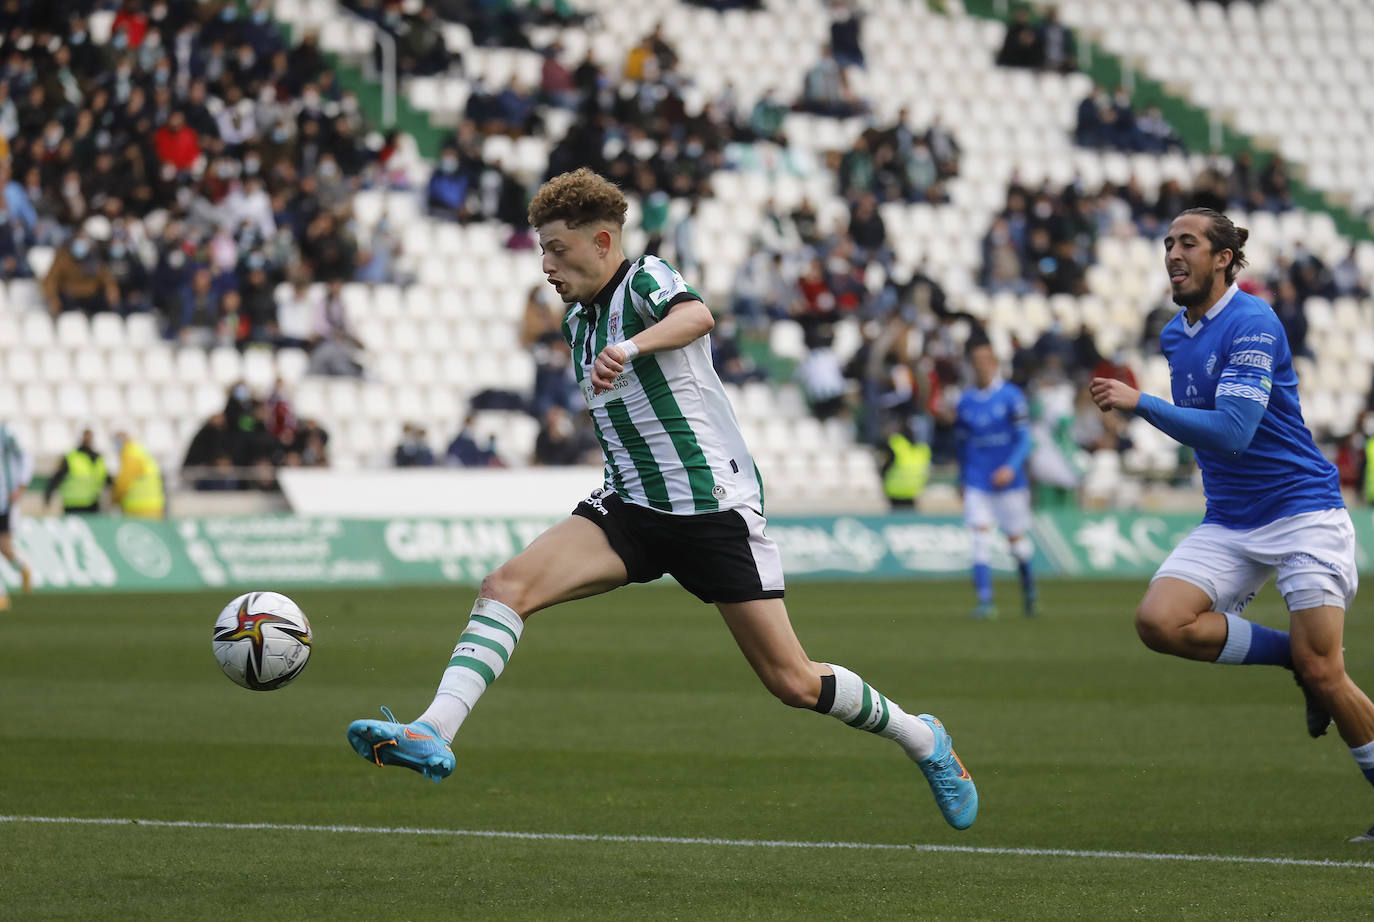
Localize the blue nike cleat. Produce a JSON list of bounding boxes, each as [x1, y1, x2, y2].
[[347, 706, 455, 783], [916, 714, 978, 830]]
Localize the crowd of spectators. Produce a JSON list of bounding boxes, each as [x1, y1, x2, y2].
[[2, 0, 413, 374], [979, 156, 1302, 298], [995, 5, 1076, 74], [835, 110, 959, 206], [182, 378, 330, 490], [1074, 86, 1181, 155]]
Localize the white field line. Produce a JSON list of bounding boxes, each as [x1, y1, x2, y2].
[[2, 815, 1372, 870]]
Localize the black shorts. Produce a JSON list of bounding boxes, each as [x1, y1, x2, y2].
[[572, 488, 786, 604]]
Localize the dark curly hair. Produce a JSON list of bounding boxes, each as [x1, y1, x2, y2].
[[528, 168, 628, 230], [1177, 207, 1250, 284]]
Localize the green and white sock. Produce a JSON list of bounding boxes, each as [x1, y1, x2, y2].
[[416, 598, 524, 742], [812, 663, 936, 761]]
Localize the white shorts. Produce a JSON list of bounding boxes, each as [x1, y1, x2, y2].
[[1152, 508, 1358, 614], [963, 487, 1032, 536]]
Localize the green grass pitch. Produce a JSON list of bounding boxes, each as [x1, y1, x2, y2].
[[2, 579, 1372, 920]]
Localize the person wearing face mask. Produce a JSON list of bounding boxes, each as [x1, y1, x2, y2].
[[111, 429, 165, 520], [426, 146, 470, 222], [42, 231, 119, 317]]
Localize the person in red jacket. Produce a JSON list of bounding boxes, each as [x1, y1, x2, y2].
[[153, 110, 201, 172]]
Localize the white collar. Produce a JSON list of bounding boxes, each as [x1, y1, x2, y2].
[[1182, 282, 1240, 338]]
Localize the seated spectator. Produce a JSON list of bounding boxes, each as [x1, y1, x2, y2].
[[308, 279, 366, 376], [538, 43, 579, 109], [153, 109, 201, 173], [446, 414, 502, 467], [106, 235, 152, 314], [1272, 280, 1310, 358], [829, 1, 865, 70], [43, 231, 119, 316], [1259, 153, 1294, 212], [1037, 5, 1076, 73], [174, 267, 221, 347], [533, 405, 597, 466], [995, 8, 1043, 69], [183, 412, 237, 489], [711, 315, 768, 385], [748, 89, 788, 144], [796, 326, 850, 420], [394, 423, 437, 467], [797, 47, 866, 118], [426, 146, 473, 221]]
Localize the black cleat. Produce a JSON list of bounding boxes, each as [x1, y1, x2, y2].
[[1349, 824, 1374, 843], [1291, 669, 1331, 738]]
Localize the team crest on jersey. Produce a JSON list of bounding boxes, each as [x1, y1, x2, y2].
[[712, 485, 727, 499], [1204, 352, 1219, 377]]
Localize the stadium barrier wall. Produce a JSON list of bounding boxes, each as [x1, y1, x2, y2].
[[5, 509, 1373, 593]]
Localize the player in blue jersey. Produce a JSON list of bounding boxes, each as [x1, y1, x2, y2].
[[1091, 208, 1374, 842], [955, 338, 1037, 619]]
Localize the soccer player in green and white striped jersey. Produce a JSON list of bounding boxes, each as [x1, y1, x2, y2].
[[0, 421, 34, 607], [348, 168, 978, 830]]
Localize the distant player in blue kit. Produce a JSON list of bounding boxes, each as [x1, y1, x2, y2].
[[955, 339, 1037, 619], [1091, 208, 1374, 842]]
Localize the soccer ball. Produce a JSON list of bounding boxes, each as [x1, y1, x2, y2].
[[211, 591, 313, 691]]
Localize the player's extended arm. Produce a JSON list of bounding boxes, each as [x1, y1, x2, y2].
[[591, 300, 714, 393], [1004, 423, 1032, 471], [626, 300, 715, 355], [1133, 392, 1266, 454]]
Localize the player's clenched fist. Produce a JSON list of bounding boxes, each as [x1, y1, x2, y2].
[[591, 343, 630, 394], [1089, 377, 1141, 413]]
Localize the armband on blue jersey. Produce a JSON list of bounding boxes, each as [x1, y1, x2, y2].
[[1134, 393, 1266, 455]]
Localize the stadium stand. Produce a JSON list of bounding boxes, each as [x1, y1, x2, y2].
[[2, 0, 1372, 513]]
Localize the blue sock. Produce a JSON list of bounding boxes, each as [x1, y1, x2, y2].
[[1214, 612, 1293, 666], [1352, 741, 1374, 786], [972, 563, 992, 604], [1017, 560, 1035, 599]]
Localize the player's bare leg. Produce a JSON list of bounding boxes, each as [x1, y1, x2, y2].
[[479, 515, 629, 619], [0, 533, 31, 595], [1136, 576, 1329, 737], [348, 516, 628, 781], [717, 598, 977, 829], [1134, 578, 1228, 660], [1289, 606, 1374, 747], [1290, 605, 1374, 841]]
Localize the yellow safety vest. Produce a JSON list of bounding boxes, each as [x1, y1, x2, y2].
[[120, 442, 165, 518], [884, 434, 931, 501], [1365, 437, 1374, 505], [60, 450, 106, 509]]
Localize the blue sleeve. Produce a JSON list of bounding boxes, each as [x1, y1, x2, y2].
[[1135, 392, 1266, 454], [1003, 389, 1031, 471], [1004, 423, 1032, 471]]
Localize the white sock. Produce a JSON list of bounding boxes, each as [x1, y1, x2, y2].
[[820, 664, 936, 761], [1214, 612, 1252, 664], [415, 598, 524, 742], [1352, 739, 1374, 785]]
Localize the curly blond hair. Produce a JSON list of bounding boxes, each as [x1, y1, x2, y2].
[[528, 167, 628, 230]]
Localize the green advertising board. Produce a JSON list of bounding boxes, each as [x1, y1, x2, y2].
[[2, 509, 1372, 593]]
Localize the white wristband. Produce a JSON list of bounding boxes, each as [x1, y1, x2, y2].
[[619, 340, 640, 361]]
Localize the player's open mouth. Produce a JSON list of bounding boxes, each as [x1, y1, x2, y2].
[[1169, 270, 1187, 284]]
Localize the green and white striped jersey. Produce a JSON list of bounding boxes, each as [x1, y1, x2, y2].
[[560, 256, 764, 516], [0, 422, 29, 511]]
